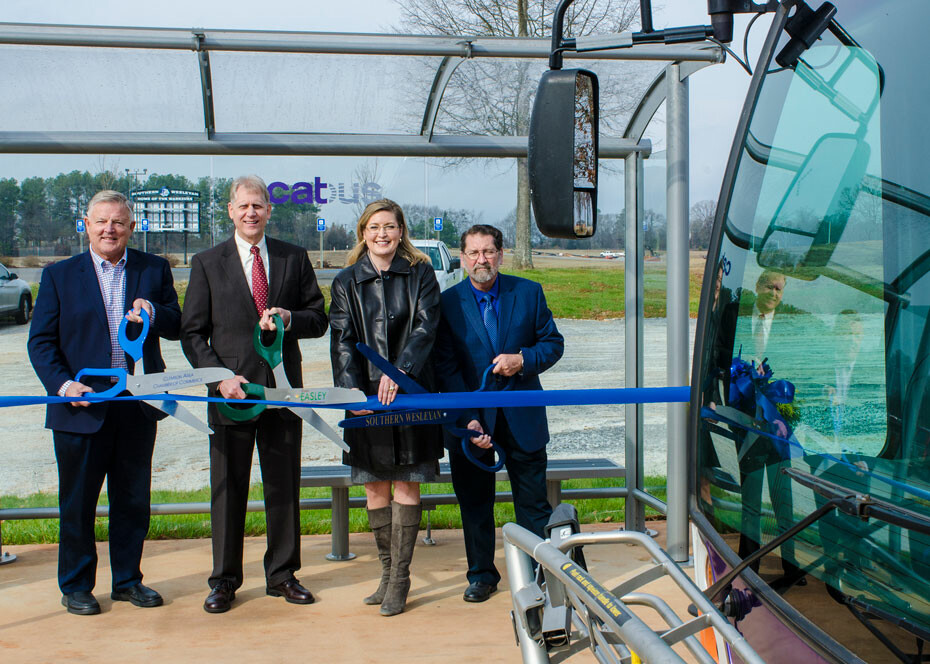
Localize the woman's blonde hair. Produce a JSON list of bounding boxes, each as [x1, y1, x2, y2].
[[346, 198, 430, 267]]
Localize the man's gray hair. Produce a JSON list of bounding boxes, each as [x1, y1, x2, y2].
[[229, 175, 270, 204], [86, 190, 132, 217]]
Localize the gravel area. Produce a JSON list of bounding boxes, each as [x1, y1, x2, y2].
[[0, 318, 694, 497]]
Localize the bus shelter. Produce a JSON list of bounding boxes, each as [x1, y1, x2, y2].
[[0, 21, 724, 564]]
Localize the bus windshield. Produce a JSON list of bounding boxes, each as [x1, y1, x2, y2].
[[695, 0, 930, 656]]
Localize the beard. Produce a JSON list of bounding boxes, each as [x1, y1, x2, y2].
[[468, 264, 498, 284]]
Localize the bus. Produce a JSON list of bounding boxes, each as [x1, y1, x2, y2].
[[690, 1, 930, 662]]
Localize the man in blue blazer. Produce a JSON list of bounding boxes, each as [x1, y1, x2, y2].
[[28, 190, 180, 615], [434, 224, 564, 602]]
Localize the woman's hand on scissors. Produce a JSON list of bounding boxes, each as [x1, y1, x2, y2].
[[218, 376, 248, 399], [259, 307, 291, 330], [124, 298, 153, 324], [378, 374, 400, 405]]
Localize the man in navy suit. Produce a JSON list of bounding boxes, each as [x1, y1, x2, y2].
[[28, 190, 180, 615], [434, 224, 564, 602]]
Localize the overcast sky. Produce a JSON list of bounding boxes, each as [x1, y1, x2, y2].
[[1, 0, 769, 229]]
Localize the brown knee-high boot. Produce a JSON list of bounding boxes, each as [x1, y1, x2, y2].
[[364, 506, 392, 605], [380, 501, 422, 616]]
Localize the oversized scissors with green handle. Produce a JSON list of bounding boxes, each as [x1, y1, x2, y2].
[[217, 314, 363, 452]]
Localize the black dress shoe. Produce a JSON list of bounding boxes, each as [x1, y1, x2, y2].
[[266, 578, 315, 605], [204, 582, 236, 614], [111, 583, 164, 608], [62, 591, 101, 615], [463, 581, 498, 603]]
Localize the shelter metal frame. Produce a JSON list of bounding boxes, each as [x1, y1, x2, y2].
[[0, 23, 721, 565]]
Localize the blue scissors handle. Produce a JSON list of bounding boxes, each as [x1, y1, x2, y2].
[[117, 307, 151, 366], [447, 426, 506, 473], [73, 368, 128, 399], [477, 363, 515, 392]]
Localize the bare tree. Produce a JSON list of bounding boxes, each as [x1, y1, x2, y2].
[[352, 158, 385, 220], [396, 0, 641, 269], [689, 199, 717, 250]]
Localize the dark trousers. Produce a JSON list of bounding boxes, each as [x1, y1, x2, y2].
[[209, 409, 301, 589], [53, 401, 156, 594], [450, 411, 552, 586], [737, 435, 801, 576]]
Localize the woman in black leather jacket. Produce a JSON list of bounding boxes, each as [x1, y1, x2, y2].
[[329, 198, 443, 616]]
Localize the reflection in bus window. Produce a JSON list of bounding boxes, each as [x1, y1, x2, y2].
[[695, 2, 930, 659]]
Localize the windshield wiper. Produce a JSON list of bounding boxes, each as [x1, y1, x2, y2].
[[785, 467, 930, 536], [706, 466, 930, 609]]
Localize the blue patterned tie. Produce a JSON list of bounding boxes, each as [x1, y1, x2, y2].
[[481, 293, 498, 352]]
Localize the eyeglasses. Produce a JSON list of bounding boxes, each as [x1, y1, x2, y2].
[[463, 249, 499, 260], [365, 223, 400, 234]]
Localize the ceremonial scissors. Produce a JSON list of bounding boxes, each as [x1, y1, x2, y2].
[[216, 314, 364, 452], [350, 342, 506, 472], [74, 309, 233, 433]]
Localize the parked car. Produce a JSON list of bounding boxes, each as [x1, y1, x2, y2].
[[411, 239, 463, 292], [0, 262, 32, 324]]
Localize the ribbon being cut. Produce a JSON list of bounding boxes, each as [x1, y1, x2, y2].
[[7, 316, 691, 470]]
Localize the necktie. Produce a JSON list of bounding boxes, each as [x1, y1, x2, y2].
[[755, 313, 766, 355], [481, 293, 498, 352], [251, 245, 268, 315]]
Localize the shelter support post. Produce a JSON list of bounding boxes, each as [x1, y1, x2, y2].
[[0, 519, 16, 565], [666, 63, 690, 563], [624, 151, 646, 533]]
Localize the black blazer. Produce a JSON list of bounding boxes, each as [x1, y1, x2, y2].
[[180, 236, 328, 425], [28, 249, 181, 434]]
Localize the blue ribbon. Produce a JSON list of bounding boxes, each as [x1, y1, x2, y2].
[[354, 342, 516, 472], [728, 350, 798, 459], [339, 409, 458, 429], [0, 386, 691, 410]]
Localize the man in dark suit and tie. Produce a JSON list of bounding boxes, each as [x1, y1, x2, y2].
[[181, 175, 328, 613], [434, 224, 564, 602], [28, 190, 181, 615]]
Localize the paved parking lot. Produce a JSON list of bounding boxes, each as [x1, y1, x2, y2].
[[0, 317, 693, 496]]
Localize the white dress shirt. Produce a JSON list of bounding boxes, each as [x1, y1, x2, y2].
[[234, 232, 269, 291]]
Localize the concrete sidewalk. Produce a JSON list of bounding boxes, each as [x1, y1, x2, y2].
[[0, 522, 697, 663]]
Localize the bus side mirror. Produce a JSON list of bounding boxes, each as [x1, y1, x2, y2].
[[758, 133, 869, 276], [528, 69, 599, 239]]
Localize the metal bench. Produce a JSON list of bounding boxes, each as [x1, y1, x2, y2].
[[300, 457, 626, 561]]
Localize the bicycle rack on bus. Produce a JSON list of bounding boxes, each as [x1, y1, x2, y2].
[[503, 524, 764, 664]]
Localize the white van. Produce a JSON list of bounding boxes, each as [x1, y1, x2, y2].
[[411, 239, 464, 292]]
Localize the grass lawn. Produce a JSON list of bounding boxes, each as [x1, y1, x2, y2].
[[174, 267, 698, 319], [0, 477, 667, 545]]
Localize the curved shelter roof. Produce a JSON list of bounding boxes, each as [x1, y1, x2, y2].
[[0, 23, 722, 158]]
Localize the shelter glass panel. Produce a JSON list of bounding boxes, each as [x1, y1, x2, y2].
[[209, 52, 441, 134], [0, 45, 204, 132]]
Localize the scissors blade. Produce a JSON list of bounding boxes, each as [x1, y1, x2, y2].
[[143, 399, 214, 435], [128, 368, 234, 394], [262, 386, 368, 406], [293, 408, 350, 453]]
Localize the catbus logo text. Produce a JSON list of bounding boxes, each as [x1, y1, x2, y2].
[[268, 179, 383, 206]]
